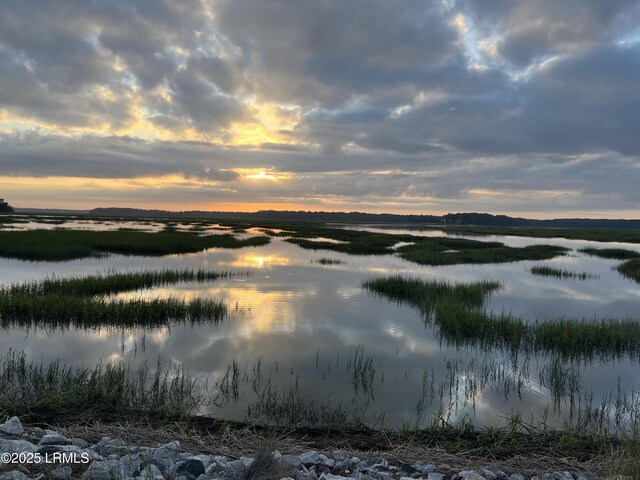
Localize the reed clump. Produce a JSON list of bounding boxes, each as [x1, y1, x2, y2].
[[364, 275, 640, 359], [0, 351, 202, 418], [0, 269, 232, 329], [530, 265, 597, 280], [579, 248, 640, 260]]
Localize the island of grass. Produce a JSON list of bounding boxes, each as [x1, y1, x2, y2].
[[0, 229, 270, 261], [578, 247, 640, 284], [530, 265, 597, 280], [280, 226, 569, 266], [0, 269, 236, 329], [363, 275, 640, 360]]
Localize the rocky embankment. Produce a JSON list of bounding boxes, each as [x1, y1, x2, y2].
[[1, 417, 600, 480]]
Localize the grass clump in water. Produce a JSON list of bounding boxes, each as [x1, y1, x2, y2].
[[0, 351, 202, 419], [0, 229, 270, 261], [398, 242, 568, 266], [314, 258, 345, 265], [579, 248, 640, 260], [618, 259, 640, 284], [0, 269, 233, 329], [364, 275, 640, 359], [530, 265, 597, 280]]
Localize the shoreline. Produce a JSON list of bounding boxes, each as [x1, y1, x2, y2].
[[0, 415, 621, 479]]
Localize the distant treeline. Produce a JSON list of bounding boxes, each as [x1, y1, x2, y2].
[[87, 208, 640, 229]]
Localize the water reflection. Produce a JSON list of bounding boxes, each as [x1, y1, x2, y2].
[[0, 220, 639, 431]]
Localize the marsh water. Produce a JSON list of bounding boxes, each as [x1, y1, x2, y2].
[[2, 217, 640, 431]]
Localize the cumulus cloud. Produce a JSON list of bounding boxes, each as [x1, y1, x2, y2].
[[0, 0, 638, 215]]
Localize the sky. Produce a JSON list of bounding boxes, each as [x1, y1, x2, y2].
[[0, 0, 639, 218]]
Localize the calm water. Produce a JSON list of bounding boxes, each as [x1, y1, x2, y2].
[[1, 219, 640, 430]]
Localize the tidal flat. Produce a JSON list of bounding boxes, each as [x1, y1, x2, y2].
[[1, 214, 640, 469]]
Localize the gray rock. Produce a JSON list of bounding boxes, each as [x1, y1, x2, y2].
[[572, 473, 588, 480], [194, 476, 215, 480], [482, 467, 509, 480], [279, 454, 303, 469], [299, 451, 335, 469], [176, 459, 206, 479], [542, 474, 573, 480], [0, 417, 24, 437], [412, 462, 436, 474], [50, 466, 73, 480], [457, 470, 487, 480], [93, 437, 132, 456], [0, 439, 38, 454], [427, 474, 446, 480], [331, 450, 351, 462], [39, 433, 72, 446], [367, 471, 394, 480], [0, 472, 30, 480], [352, 473, 377, 480], [356, 457, 389, 471], [81, 461, 112, 480], [138, 463, 164, 479], [509, 475, 525, 480], [319, 474, 351, 480], [71, 438, 90, 449], [334, 457, 359, 472]]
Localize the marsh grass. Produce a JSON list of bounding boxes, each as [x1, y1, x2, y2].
[[579, 248, 640, 260], [0, 269, 233, 328], [364, 275, 640, 359], [530, 265, 597, 280], [314, 258, 345, 265], [0, 351, 203, 419], [0, 229, 270, 261], [619, 259, 640, 283]]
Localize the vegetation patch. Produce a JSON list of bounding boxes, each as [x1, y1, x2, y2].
[[0, 229, 270, 261], [530, 265, 597, 280], [314, 258, 345, 265], [0, 351, 201, 419], [579, 247, 640, 260], [618, 259, 640, 284], [364, 275, 640, 359], [398, 242, 568, 266], [0, 269, 232, 329]]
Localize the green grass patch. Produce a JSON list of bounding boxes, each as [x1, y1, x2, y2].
[[618, 259, 640, 284], [0, 269, 232, 329], [364, 275, 640, 359], [398, 242, 568, 266], [0, 229, 270, 261], [530, 265, 597, 280], [579, 248, 640, 260]]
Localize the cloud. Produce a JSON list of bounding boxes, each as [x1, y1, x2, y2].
[[0, 0, 638, 215]]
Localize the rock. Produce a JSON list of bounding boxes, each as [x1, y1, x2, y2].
[[93, 436, 132, 456], [50, 466, 73, 480], [319, 474, 351, 480], [457, 470, 487, 480], [572, 473, 588, 480], [334, 457, 359, 472], [175, 459, 206, 479], [509, 475, 526, 480], [482, 467, 509, 480], [356, 457, 389, 471], [367, 471, 394, 480], [399, 463, 417, 475], [0, 472, 30, 480], [138, 463, 164, 479], [39, 433, 72, 446], [81, 461, 112, 480], [0, 439, 38, 454], [427, 474, 446, 480], [0, 417, 24, 437], [279, 454, 303, 469], [331, 450, 351, 462], [412, 461, 436, 474], [299, 451, 335, 469], [71, 438, 90, 449]]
